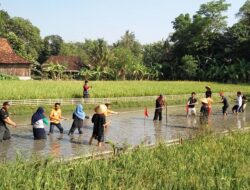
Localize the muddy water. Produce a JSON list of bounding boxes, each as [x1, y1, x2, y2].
[[0, 105, 249, 161]]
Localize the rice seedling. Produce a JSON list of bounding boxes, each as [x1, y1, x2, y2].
[[0, 132, 249, 189], [0, 80, 249, 100]]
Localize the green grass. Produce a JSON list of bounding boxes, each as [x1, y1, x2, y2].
[[0, 132, 249, 189], [0, 80, 250, 100]]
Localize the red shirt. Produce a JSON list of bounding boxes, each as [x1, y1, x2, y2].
[[83, 85, 90, 91]]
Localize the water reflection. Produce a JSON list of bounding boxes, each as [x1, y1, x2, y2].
[[0, 105, 249, 161]]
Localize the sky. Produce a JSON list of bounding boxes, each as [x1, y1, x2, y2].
[[0, 0, 246, 44]]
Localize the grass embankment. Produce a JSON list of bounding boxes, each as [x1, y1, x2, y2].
[[1, 80, 250, 100], [0, 132, 249, 189], [9, 101, 155, 115]]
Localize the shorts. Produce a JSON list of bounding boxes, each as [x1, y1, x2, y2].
[[232, 105, 240, 113], [222, 105, 229, 114], [188, 108, 196, 115]]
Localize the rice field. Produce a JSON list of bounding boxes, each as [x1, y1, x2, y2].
[[0, 80, 250, 100], [0, 132, 249, 189]]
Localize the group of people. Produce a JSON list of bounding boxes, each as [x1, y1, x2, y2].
[[0, 101, 117, 147], [185, 86, 248, 124], [152, 86, 248, 124], [0, 84, 248, 144]]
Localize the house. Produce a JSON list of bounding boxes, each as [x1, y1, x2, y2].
[[0, 38, 32, 80], [43, 55, 84, 78]]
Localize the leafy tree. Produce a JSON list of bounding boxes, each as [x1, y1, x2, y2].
[[0, 10, 11, 36], [39, 35, 64, 63], [6, 17, 42, 60], [114, 30, 142, 56], [42, 62, 66, 80], [179, 55, 198, 80], [237, 0, 250, 25]]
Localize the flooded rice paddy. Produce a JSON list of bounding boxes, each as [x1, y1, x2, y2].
[[0, 105, 249, 161]]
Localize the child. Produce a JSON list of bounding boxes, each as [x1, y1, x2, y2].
[[49, 103, 64, 134], [68, 104, 88, 135], [83, 80, 91, 98], [200, 98, 209, 125], [232, 91, 242, 115], [205, 86, 212, 98], [104, 103, 118, 116], [31, 107, 49, 140], [153, 94, 165, 121], [186, 92, 197, 117], [89, 104, 110, 147], [240, 94, 247, 112], [219, 92, 229, 116]]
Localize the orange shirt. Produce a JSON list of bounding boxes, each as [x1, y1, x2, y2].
[[206, 97, 213, 106], [50, 109, 62, 124], [104, 109, 117, 117]]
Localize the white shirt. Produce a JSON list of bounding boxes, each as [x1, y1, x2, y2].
[[33, 119, 45, 129], [237, 96, 242, 107]]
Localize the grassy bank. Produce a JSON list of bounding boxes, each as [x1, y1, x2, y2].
[[0, 132, 249, 189], [9, 101, 156, 115], [0, 80, 250, 100]]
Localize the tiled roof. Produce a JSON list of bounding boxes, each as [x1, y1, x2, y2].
[[0, 38, 31, 64], [44, 55, 84, 71]]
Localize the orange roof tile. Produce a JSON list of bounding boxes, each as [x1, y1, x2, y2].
[[0, 38, 31, 64]]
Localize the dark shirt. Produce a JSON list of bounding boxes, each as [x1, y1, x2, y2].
[[92, 113, 106, 136], [200, 105, 209, 117], [72, 113, 83, 128], [155, 99, 164, 111], [0, 108, 9, 127], [188, 97, 197, 108], [222, 96, 229, 107], [205, 90, 212, 98]]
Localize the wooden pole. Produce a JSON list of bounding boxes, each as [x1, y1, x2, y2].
[[165, 100, 168, 124]]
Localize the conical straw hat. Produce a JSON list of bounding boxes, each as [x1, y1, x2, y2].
[[96, 104, 107, 114]]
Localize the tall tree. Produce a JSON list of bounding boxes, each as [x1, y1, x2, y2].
[[39, 35, 64, 63], [114, 30, 142, 56], [237, 0, 250, 25]]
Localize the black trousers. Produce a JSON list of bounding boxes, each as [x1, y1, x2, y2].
[[0, 126, 11, 141], [68, 124, 83, 135], [153, 110, 162, 121], [222, 105, 229, 114], [232, 105, 240, 113]]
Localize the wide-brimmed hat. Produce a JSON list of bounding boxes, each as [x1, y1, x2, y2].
[[201, 98, 208, 104], [96, 104, 107, 114], [205, 86, 211, 89]]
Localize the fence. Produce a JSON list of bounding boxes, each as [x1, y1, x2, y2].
[[1, 92, 235, 106]]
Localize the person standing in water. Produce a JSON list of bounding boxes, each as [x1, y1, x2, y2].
[[49, 103, 64, 134], [232, 91, 242, 115], [219, 92, 229, 116], [0, 102, 17, 142], [205, 86, 213, 115], [205, 86, 212, 98], [153, 95, 165, 121], [31, 107, 49, 140], [186, 92, 198, 117], [89, 104, 110, 147], [83, 80, 91, 98], [200, 98, 209, 124], [240, 94, 247, 112], [68, 104, 88, 135]]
